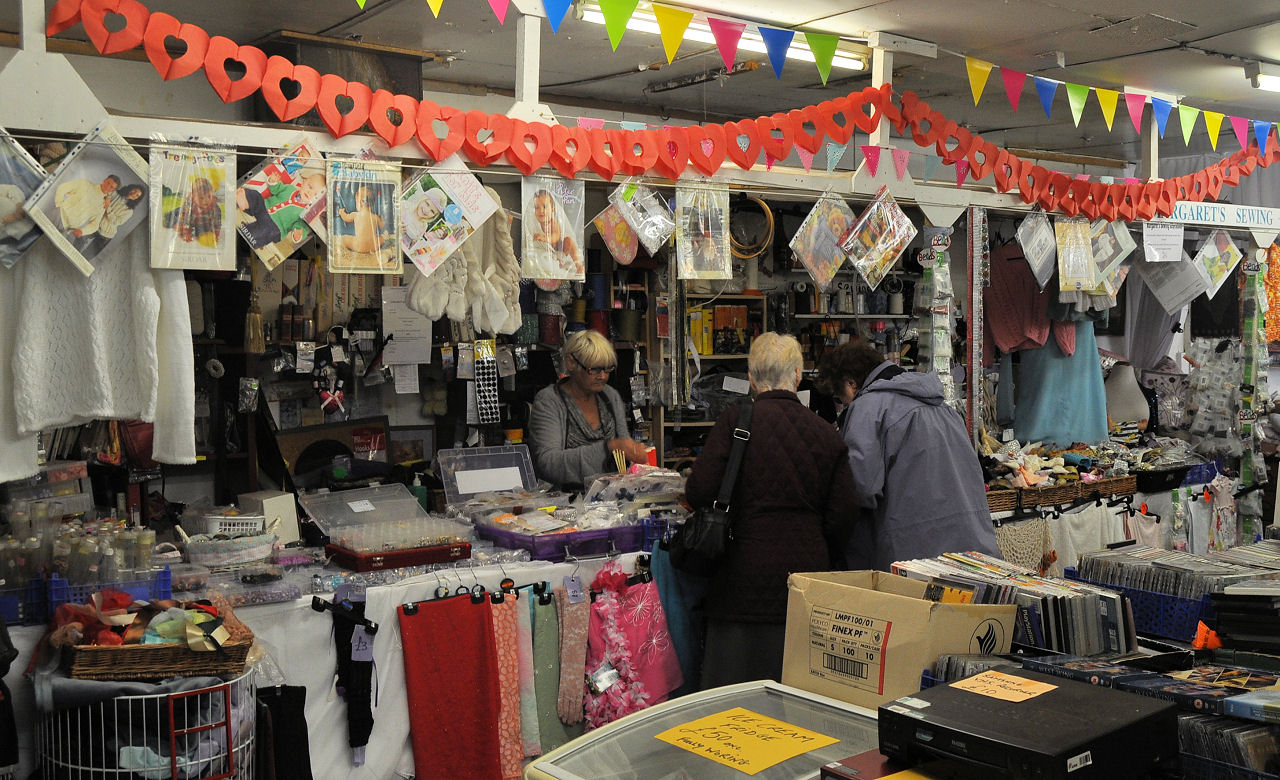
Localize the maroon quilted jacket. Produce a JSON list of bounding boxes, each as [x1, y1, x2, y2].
[[685, 390, 857, 623]]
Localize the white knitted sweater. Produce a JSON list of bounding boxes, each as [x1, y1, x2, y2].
[[1, 228, 195, 479]]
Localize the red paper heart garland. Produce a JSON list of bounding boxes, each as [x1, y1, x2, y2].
[[415, 101, 466, 162], [203, 36, 266, 103], [260, 56, 320, 122], [368, 89, 418, 148], [82, 0, 149, 55], [143, 12, 208, 81]]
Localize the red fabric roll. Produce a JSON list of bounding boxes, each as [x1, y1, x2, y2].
[[399, 597, 502, 780]]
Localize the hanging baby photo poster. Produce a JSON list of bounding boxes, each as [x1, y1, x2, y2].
[[839, 185, 917, 291], [674, 183, 731, 280], [327, 157, 401, 274], [789, 194, 855, 291], [23, 121, 149, 277], [400, 154, 497, 279], [1053, 216, 1095, 292], [608, 178, 675, 256], [1191, 228, 1243, 300], [521, 175, 585, 280], [148, 139, 236, 271], [0, 126, 47, 268], [1015, 211, 1057, 291], [235, 137, 328, 272], [592, 204, 639, 265]]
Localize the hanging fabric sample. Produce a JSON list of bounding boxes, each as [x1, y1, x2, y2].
[[398, 596, 502, 780], [554, 585, 590, 726], [490, 596, 524, 779], [322, 589, 375, 766], [513, 593, 542, 758], [1013, 320, 1108, 448], [256, 685, 314, 780], [530, 587, 583, 752]]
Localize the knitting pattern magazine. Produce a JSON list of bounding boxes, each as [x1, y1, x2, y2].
[[0, 125, 47, 269], [148, 140, 236, 271], [327, 157, 401, 275], [235, 137, 329, 272], [521, 175, 585, 281], [400, 154, 497, 279]]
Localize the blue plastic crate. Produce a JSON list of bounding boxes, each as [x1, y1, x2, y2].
[[0, 578, 47, 625], [1066, 569, 1215, 642], [46, 566, 172, 615]]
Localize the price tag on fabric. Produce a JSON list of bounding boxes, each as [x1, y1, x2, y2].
[[654, 707, 839, 775], [951, 670, 1056, 702], [351, 626, 374, 662], [564, 575, 586, 604], [330, 344, 346, 363]]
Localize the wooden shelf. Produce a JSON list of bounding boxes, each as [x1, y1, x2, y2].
[[662, 420, 715, 427], [794, 313, 912, 320], [686, 293, 766, 301]]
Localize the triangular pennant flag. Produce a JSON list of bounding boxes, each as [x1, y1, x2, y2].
[[1064, 82, 1089, 127], [891, 147, 911, 180], [823, 140, 847, 173], [1178, 105, 1200, 146], [955, 159, 970, 187], [599, 0, 640, 50], [542, 0, 572, 33], [487, 0, 509, 23], [619, 120, 647, 131], [1231, 115, 1249, 149], [1125, 177, 1140, 185], [1124, 92, 1147, 134], [861, 145, 881, 176], [765, 152, 776, 171], [577, 117, 605, 130], [923, 154, 942, 183], [1150, 98, 1172, 138], [759, 26, 795, 79], [426, 0, 444, 17], [1255, 120, 1273, 155], [1033, 76, 1058, 119], [707, 18, 745, 71], [1074, 174, 1090, 181], [1001, 68, 1026, 112], [804, 32, 838, 85], [1203, 111, 1224, 150], [1099, 176, 1114, 185], [652, 4, 693, 64], [356, 0, 367, 8], [797, 146, 815, 172], [965, 57, 994, 106], [736, 135, 750, 152], [1095, 88, 1118, 131]]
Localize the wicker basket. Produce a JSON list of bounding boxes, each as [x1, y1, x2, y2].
[[1088, 474, 1138, 498], [63, 599, 254, 681], [1020, 482, 1080, 508], [986, 489, 1019, 513]]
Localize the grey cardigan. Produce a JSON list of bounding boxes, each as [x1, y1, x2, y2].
[[528, 381, 628, 490]]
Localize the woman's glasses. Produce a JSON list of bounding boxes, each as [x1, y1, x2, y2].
[[572, 356, 615, 376]]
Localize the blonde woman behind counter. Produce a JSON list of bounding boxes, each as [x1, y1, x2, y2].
[[529, 330, 650, 491]]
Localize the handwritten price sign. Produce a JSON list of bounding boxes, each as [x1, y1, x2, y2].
[[654, 707, 839, 775]]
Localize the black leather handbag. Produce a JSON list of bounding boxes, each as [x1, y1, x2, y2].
[[668, 401, 753, 576]]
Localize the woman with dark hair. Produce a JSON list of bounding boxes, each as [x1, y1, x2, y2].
[[818, 340, 999, 572]]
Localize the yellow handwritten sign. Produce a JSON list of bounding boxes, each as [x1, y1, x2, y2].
[[951, 670, 1057, 702], [654, 706, 839, 775]]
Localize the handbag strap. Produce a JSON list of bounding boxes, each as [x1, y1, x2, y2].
[[714, 401, 754, 511]]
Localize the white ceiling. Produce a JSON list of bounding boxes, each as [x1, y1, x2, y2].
[[11, 0, 1280, 166]]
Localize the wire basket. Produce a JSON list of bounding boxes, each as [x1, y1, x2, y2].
[[39, 668, 256, 780], [185, 513, 266, 537]]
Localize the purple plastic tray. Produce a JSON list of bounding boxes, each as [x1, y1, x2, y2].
[[475, 524, 643, 562]]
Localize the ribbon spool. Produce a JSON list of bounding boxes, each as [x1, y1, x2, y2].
[[568, 298, 588, 324], [587, 310, 611, 338], [585, 273, 610, 310], [539, 314, 564, 346], [612, 308, 642, 343]]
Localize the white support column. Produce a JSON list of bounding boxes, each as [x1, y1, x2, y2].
[[1142, 109, 1160, 180], [506, 0, 558, 124], [19, 0, 45, 55], [0, 0, 107, 133], [869, 48, 893, 147]]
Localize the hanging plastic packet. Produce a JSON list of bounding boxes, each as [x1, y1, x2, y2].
[[296, 341, 316, 373], [148, 134, 237, 272], [1015, 211, 1056, 291], [608, 178, 675, 256], [674, 183, 731, 280], [238, 377, 260, 413], [789, 193, 856, 292], [234, 135, 329, 272], [839, 185, 918, 291], [0, 126, 48, 268], [592, 203, 639, 265]]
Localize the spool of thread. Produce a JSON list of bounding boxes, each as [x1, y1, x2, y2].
[[568, 298, 588, 324], [519, 281, 537, 314], [587, 310, 611, 338], [516, 313, 539, 344], [586, 273, 610, 310], [889, 291, 904, 315], [612, 308, 642, 343], [539, 314, 564, 346]]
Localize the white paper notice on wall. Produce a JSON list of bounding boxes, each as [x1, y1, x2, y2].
[[1143, 222, 1184, 263], [394, 365, 419, 394], [723, 376, 751, 395]]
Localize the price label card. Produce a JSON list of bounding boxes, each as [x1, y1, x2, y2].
[[655, 707, 838, 775], [351, 626, 374, 662], [951, 670, 1056, 702], [347, 500, 376, 513]]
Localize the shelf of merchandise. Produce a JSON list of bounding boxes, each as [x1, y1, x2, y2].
[[685, 293, 767, 301], [660, 420, 716, 428], [793, 313, 912, 320], [690, 353, 753, 360]]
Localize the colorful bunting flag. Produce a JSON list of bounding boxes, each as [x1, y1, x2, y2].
[[1099, 176, 1114, 185], [861, 145, 881, 177], [759, 26, 794, 79], [1094, 88, 1118, 131], [965, 57, 994, 106], [765, 153, 776, 171], [736, 135, 750, 152], [1231, 115, 1249, 149], [1124, 92, 1146, 134], [619, 120, 647, 131], [804, 32, 838, 85], [923, 154, 942, 183], [543, 0, 572, 33], [1073, 174, 1089, 181], [577, 117, 605, 130], [1178, 105, 1199, 146], [1150, 98, 1172, 138], [426, 0, 444, 16], [599, 0, 640, 50], [797, 146, 814, 172], [1255, 120, 1273, 155], [823, 140, 847, 173], [487, 0, 509, 24], [955, 159, 970, 188], [1064, 82, 1089, 126], [356, 0, 367, 8], [707, 18, 745, 71], [1203, 111, 1224, 150], [652, 4, 693, 64], [891, 147, 911, 180], [1000, 69, 1026, 113], [1033, 77, 1058, 119], [1124, 177, 1140, 185]]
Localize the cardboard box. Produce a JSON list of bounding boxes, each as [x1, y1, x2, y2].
[[782, 570, 1018, 710], [238, 490, 300, 546]]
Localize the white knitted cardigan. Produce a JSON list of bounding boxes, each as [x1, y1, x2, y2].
[[0, 228, 195, 481]]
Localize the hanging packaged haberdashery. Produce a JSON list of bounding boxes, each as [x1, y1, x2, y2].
[[673, 182, 732, 280], [839, 185, 918, 291], [1015, 211, 1057, 291], [789, 193, 855, 291], [0, 123, 48, 268], [607, 177, 674, 256]]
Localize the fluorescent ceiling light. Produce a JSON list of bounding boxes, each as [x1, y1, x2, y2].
[[579, 3, 866, 71], [1246, 61, 1280, 93]]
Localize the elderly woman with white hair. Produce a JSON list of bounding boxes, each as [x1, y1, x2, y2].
[[528, 330, 650, 491], [685, 332, 857, 688]]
